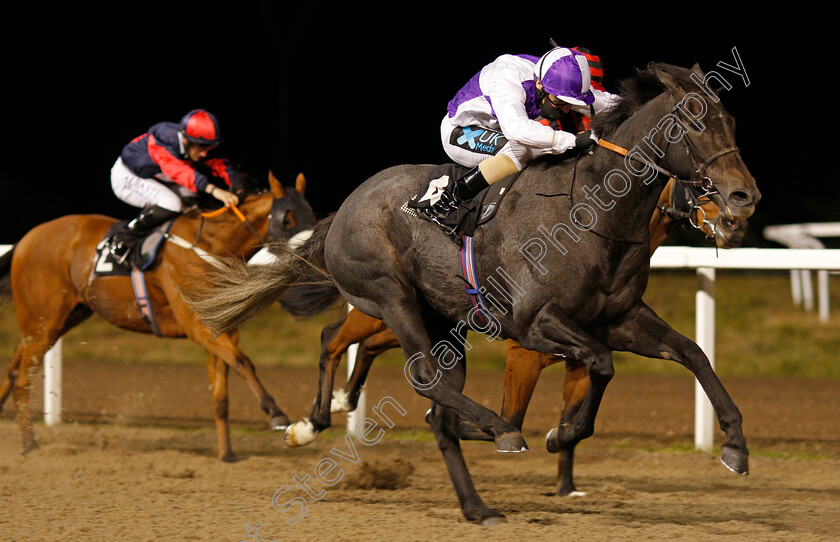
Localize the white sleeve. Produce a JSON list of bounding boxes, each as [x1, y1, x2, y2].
[[571, 89, 618, 118], [591, 89, 619, 115]]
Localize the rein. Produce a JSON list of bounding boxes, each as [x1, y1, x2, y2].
[[158, 202, 267, 269], [200, 203, 266, 244], [595, 135, 724, 238]]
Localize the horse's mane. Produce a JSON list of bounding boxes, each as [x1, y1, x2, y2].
[[590, 62, 694, 138]]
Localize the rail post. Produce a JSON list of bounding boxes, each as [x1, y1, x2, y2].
[[44, 338, 62, 426], [346, 306, 366, 433], [694, 268, 715, 452]]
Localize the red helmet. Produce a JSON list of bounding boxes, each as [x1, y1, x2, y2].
[[179, 109, 222, 146]]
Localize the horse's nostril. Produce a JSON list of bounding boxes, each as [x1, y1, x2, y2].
[[729, 191, 751, 205]]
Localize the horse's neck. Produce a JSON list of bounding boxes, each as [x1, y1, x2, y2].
[[173, 195, 271, 256], [587, 94, 675, 239]]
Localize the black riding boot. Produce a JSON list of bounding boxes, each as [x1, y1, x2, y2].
[[424, 166, 490, 225], [110, 205, 180, 264]]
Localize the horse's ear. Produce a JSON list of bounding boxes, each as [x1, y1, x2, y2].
[[268, 170, 285, 198], [650, 63, 682, 93], [295, 172, 306, 195]]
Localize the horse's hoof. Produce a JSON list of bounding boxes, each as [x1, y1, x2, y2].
[[480, 514, 507, 527], [557, 488, 587, 497], [721, 446, 749, 476], [556, 480, 586, 497], [330, 389, 352, 413], [495, 431, 529, 453], [545, 427, 561, 454], [21, 439, 38, 455], [270, 415, 290, 431], [220, 452, 239, 463], [284, 419, 318, 448], [465, 506, 506, 526]]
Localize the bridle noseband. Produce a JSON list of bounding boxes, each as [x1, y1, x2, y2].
[[598, 90, 742, 232], [656, 182, 719, 239]]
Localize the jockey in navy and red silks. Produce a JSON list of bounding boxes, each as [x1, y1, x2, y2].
[[422, 46, 617, 227], [108, 108, 240, 261]]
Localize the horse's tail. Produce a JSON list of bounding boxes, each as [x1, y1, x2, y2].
[[278, 281, 344, 319], [183, 216, 335, 333], [0, 244, 15, 303]]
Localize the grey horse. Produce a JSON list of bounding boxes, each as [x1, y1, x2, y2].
[[185, 62, 759, 524]]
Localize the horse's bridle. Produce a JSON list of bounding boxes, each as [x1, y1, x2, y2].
[[598, 91, 741, 226], [199, 202, 266, 244], [667, 94, 741, 203], [656, 182, 718, 239]]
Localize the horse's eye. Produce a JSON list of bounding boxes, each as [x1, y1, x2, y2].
[[284, 212, 297, 229]]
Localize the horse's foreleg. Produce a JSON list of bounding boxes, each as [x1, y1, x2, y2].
[[168, 285, 289, 437], [454, 340, 553, 443], [599, 301, 749, 475], [217, 334, 290, 431], [196, 330, 288, 431], [556, 358, 589, 497], [526, 308, 615, 459], [340, 327, 400, 411], [500, 341, 559, 429], [206, 353, 235, 462], [286, 311, 388, 448]]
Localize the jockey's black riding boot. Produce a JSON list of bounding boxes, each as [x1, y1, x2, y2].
[[110, 205, 179, 263], [426, 166, 489, 222]]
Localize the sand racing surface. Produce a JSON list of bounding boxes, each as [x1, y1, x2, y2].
[[1, 361, 839, 541]]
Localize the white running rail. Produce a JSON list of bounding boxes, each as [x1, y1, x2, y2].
[[5, 244, 839, 453]]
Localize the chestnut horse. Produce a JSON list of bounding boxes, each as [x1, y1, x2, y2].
[[0, 172, 313, 461], [281, 176, 747, 499]]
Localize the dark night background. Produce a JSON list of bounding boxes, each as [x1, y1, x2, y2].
[[2, 4, 837, 246]]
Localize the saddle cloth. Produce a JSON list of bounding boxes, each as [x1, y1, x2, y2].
[[403, 164, 521, 237], [93, 220, 174, 277]]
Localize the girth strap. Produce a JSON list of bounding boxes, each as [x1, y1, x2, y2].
[[459, 235, 493, 326], [130, 267, 162, 337]]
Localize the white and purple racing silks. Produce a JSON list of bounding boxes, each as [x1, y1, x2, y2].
[[445, 53, 615, 155]]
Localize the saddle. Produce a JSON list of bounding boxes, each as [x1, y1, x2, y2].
[[404, 164, 522, 238], [94, 220, 174, 277]]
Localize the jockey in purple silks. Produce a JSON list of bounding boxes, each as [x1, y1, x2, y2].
[[109, 108, 240, 261], [422, 46, 617, 229]]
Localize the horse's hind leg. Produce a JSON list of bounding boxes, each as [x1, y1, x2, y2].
[[286, 310, 388, 448], [10, 300, 86, 453], [12, 337, 62, 453], [381, 296, 524, 453], [425, 323, 505, 525], [0, 345, 23, 413]]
